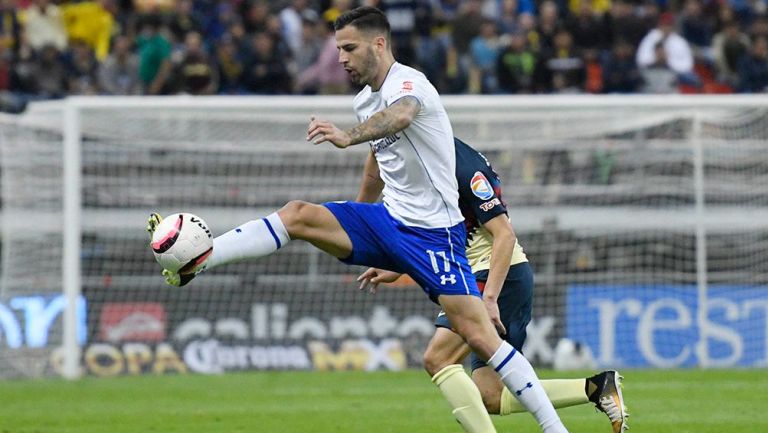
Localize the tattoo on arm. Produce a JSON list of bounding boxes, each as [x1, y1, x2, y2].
[[346, 96, 421, 146]]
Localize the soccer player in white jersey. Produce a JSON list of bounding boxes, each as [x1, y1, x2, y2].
[[358, 138, 628, 433], [148, 7, 569, 433]]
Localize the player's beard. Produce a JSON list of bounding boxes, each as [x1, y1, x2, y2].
[[352, 47, 378, 87]]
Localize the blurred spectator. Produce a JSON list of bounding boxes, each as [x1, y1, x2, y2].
[[243, 32, 292, 94], [61, 0, 116, 60], [749, 14, 768, 39], [293, 16, 323, 81], [67, 39, 101, 94], [322, 0, 353, 24], [712, 19, 750, 87], [533, 27, 585, 93], [243, 0, 271, 35], [0, 0, 20, 56], [433, 0, 461, 22], [468, 18, 501, 93], [583, 48, 603, 93], [28, 44, 67, 98], [133, 0, 174, 14], [452, 0, 484, 56], [414, 3, 449, 89], [679, 0, 715, 61], [23, 0, 67, 52], [605, 0, 648, 48], [569, 0, 610, 16], [296, 20, 349, 94], [636, 12, 695, 79], [518, 12, 538, 50], [136, 15, 173, 95], [536, 0, 561, 53], [280, 0, 314, 57], [497, 0, 524, 34], [496, 29, 536, 93], [203, 0, 238, 45], [450, 0, 485, 91], [99, 35, 141, 95], [566, 0, 608, 50], [602, 38, 642, 93], [639, 40, 679, 93], [168, 0, 204, 44], [737, 35, 768, 92], [374, 0, 427, 65], [215, 35, 246, 94], [175, 31, 217, 95]]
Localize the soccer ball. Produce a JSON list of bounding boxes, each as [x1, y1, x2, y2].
[[151, 213, 213, 273]]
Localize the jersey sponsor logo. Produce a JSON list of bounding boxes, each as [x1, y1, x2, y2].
[[479, 198, 501, 212], [402, 80, 413, 91], [470, 172, 494, 200], [370, 133, 401, 153]]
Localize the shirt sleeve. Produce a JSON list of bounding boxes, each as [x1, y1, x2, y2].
[[382, 73, 429, 109], [458, 166, 508, 226]]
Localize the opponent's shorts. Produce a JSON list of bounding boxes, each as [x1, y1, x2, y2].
[[435, 261, 533, 370], [323, 201, 479, 303]]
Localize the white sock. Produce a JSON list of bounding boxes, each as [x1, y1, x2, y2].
[[487, 342, 568, 433], [205, 213, 290, 269]]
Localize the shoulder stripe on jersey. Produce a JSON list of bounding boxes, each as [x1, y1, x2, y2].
[[401, 130, 457, 227]]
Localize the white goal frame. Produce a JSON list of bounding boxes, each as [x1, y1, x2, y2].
[[55, 94, 768, 378]]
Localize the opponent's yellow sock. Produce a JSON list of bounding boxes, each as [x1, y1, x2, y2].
[[432, 364, 497, 433], [500, 378, 588, 415]]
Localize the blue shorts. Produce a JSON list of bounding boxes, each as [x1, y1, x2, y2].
[[323, 201, 479, 303], [435, 262, 533, 370]]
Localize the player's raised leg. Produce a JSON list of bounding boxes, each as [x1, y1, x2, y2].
[[440, 294, 568, 433], [206, 200, 353, 268], [148, 200, 353, 286], [423, 327, 496, 433]]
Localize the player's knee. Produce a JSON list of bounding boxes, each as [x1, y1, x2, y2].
[[279, 200, 315, 236], [422, 349, 447, 377]]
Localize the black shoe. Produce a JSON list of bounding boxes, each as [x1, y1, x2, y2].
[[587, 370, 629, 433]]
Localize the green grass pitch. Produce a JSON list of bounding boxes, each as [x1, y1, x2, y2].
[[2, 369, 766, 432]]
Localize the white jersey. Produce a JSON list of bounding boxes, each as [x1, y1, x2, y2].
[[353, 62, 463, 229]]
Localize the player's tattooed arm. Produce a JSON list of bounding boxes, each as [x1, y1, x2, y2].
[[345, 96, 421, 146], [307, 97, 420, 149]]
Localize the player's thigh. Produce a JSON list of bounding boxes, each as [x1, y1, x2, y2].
[[439, 294, 501, 360], [495, 263, 534, 350], [471, 366, 505, 414], [423, 326, 471, 376], [278, 200, 352, 258]]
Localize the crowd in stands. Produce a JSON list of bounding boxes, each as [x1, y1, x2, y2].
[[1, 0, 767, 111]]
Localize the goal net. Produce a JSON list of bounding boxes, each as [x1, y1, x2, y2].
[[0, 95, 767, 379]]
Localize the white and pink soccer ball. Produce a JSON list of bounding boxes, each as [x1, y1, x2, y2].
[[151, 213, 213, 273]]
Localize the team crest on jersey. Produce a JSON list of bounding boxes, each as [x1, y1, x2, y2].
[[470, 172, 494, 200]]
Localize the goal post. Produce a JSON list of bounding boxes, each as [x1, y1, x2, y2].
[[1, 95, 767, 379]]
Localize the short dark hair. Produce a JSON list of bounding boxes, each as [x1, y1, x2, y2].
[[334, 6, 390, 37]]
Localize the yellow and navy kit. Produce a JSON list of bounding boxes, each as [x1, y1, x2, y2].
[[454, 138, 527, 273]]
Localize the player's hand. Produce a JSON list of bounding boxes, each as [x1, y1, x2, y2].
[[483, 296, 506, 335], [357, 268, 402, 293], [307, 115, 352, 149]]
